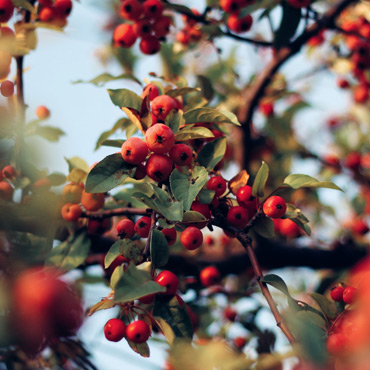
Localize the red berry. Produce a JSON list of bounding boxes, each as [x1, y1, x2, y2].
[[119, 0, 143, 20], [351, 218, 369, 235], [200, 266, 221, 287], [39, 6, 55, 22], [161, 228, 177, 246], [151, 95, 177, 121], [233, 336, 247, 349], [142, 83, 160, 101], [260, 102, 274, 116], [61, 203, 82, 222], [134, 163, 147, 180], [204, 235, 214, 246], [0, 181, 13, 201], [327, 333, 347, 355], [87, 218, 111, 234], [2, 165, 17, 178], [220, 0, 240, 13], [0, 80, 14, 97], [344, 151, 361, 170], [140, 36, 161, 55], [207, 176, 227, 196], [226, 206, 250, 229], [0, 0, 14, 23], [227, 14, 253, 33], [139, 293, 156, 304], [54, 0, 72, 18], [155, 270, 179, 295], [143, 0, 164, 19], [146, 154, 173, 182], [224, 306, 237, 322], [121, 137, 148, 165], [134, 216, 152, 238], [126, 320, 151, 343], [104, 319, 126, 342], [153, 16, 172, 37], [337, 78, 350, 89], [263, 196, 287, 219], [116, 219, 135, 238], [236, 185, 256, 209], [342, 286, 356, 305], [330, 286, 344, 302], [169, 144, 193, 166], [113, 24, 137, 48], [133, 19, 153, 38], [279, 218, 301, 238], [180, 226, 203, 250], [353, 84, 369, 103], [145, 124, 175, 154]]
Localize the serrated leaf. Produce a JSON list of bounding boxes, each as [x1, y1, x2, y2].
[[47, 172, 66, 186], [88, 299, 116, 316], [253, 216, 275, 238], [282, 174, 343, 191], [170, 167, 208, 211], [174, 126, 214, 141], [166, 87, 201, 98], [165, 110, 184, 134], [34, 126, 65, 142], [108, 88, 142, 112], [310, 293, 339, 320], [252, 161, 269, 197], [197, 75, 214, 101], [67, 168, 88, 183], [126, 340, 150, 357], [228, 170, 250, 195], [85, 153, 135, 193], [197, 137, 226, 170], [73, 73, 141, 87], [46, 229, 91, 272], [65, 156, 90, 173], [184, 107, 241, 126], [114, 263, 166, 304], [11, 0, 36, 14], [274, 3, 301, 49], [150, 229, 169, 268]]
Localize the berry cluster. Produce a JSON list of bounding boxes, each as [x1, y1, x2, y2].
[[37, 0, 73, 27]]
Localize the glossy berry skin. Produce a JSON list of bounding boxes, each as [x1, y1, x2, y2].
[[220, 0, 240, 13], [36, 105, 50, 120], [126, 320, 151, 343], [0, 181, 13, 201], [116, 219, 135, 238], [140, 36, 161, 55], [146, 154, 173, 182], [81, 191, 105, 211], [142, 83, 160, 101], [61, 203, 82, 222], [134, 216, 152, 238], [169, 144, 193, 166], [279, 218, 301, 238], [151, 95, 177, 121], [145, 124, 175, 154], [113, 24, 137, 48], [326, 333, 347, 355], [143, 0, 164, 19], [121, 137, 148, 164], [104, 319, 126, 342], [207, 176, 227, 196], [227, 14, 253, 34], [226, 206, 250, 229], [161, 228, 177, 246], [330, 286, 344, 302], [155, 270, 179, 295], [0, 80, 14, 97], [224, 306, 237, 322], [119, 0, 143, 20], [180, 226, 203, 250], [39, 7, 55, 22], [342, 286, 356, 305], [236, 185, 256, 209], [263, 196, 287, 219], [2, 165, 17, 178], [133, 19, 152, 38], [0, 0, 14, 23], [200, 266, 220, 287]]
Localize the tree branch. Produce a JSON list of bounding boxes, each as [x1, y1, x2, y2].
[[81, 207, 151, 219]]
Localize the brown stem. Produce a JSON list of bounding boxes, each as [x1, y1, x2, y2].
[[81, 207, 151, 219]]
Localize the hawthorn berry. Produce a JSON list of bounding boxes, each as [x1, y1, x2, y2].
[[161, 228, 177, 246], [113, 24, 137, 48], [279, 218, 301, 238], [169, 143, 193, 166], [326, 333, 347, 355], [0, 0, 14, 23], [227, 14, 253, 34], [236, 185, 256, 209], [146, 154, 173, 182], [139, 293, 156, 304], [151, 95, 177, 121], [207, 176, 227, 196], [81, 191, 105, 211], [140, 36, 161, 55], [119, 0, 143, 20], [2, 165, 17, 178], [351, 218, 369, 235], [0, 181, 13, 201], [121, 137, 148, 165], [226, 206, 250, 229], [39, 7, 55, 22], [134, 216, 152, 238], [143, 0, 164, 19], [260, 101, 274, 116], [200, 266, 221, 287], [342, 286, 356, 304], [145, 124, 175, 154], [233, 336, 247, 349], [353, 84, 369, 103], [337, 78, 350, 89], [223, 306, 237, 322], [116, 219, 135, 238], [330, 286, 344, 302], [134, 163, 147, 180], [36, 105, 50, 120], [344, 151, 361, 170], [263, 196, 287, 219], [155, 270, 179, 295], [153, 16, 172, 38], [142, 83, 160, 101], [126, 320, 151, 343], [104, 319, 126, 342], [61, 203, 82, 222], [0, 80, 14, 97], [220, 0, 240, 13], [180, 226, 203, 250], [87, 218, 111, 234], [54, 0, 72, 17]]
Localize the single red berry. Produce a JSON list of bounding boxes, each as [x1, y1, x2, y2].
[[161, 228, 177, 246], [279, 218, 301, 238], [2, 165, 17, 178], [134, 216, 152, 238], [330, 286, 344, 302], [176, 30, 190, 45], [143, 0, 164, 19], [116, 219, 135, 238], [236, 185, 256, 209], [0, 80, 14, 97], [0, 0, 14, 23], [326, 333, 347, 355], [0, 181, 13, 201], [141, 83, 160, 101], [224, 306, 237, 322], [207, 176, 227, 196], [353, 84, 369, 103], [344, 151, 361, 170], [36, 105, 50, 120], [134, 163, 147, 180], [133, 19, 153, 38], [180, 226, 203, 250], [220, 0, 240, 13], [39, 6, 55, 22], [263, 196, 287, 219], [119, 0, 143, 20], [190, 200, 211, 229], [139, 293, 156, 304], [155, 270, 179, 295], [153, 15, 172, 37], [227, 14, 253, 33], [121, 137, 148, 165], [226, 206, 250, 229], [145, 123, 175, 154], [233, 336, 247, 349], [104, 319, 126, 342], [260, 102, 274, 116], [204, 235, 214, 246], [61, 203, 83, 222], [169, 144, 193, 166], [146, 154, 173, 182], [140, 36, 161, 55], [342, 286, 356, 305], [351, 218, 369, 235], [151, 95, 177, 121], [337, 78, 350, 89], [87, 218, 111, 235], [126, 320, 151, 343], [113, 24, 137, 48], [200, 266, 220, 287]]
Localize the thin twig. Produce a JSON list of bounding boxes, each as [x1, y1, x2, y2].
[[81, 207, 152, 219]]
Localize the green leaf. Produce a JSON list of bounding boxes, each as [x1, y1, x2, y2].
[[100, 139, 125, 148], [252, 161, 269, 197], [174, 126, 214, 141], [197, 75, 214, 101], [150, 229, 170, 268], [253, 216, 275, 238], [114, 263, 166, 304], [72, 73, 141, 87], [197, 137, 226, 170], [34, 126, 65, 142], [170, 167, 208, 211], [47, 172, 66, 186], [85, 153, 135, 193], [110, 265, 124, 290], [262, 274, 291, 297], [108, 88, 143, 112], [165, 110, 184, 135], [274, 3, 301, 49], [166, 87, 201, 98], [88, 299, 116, 316], [46, 229, 91, 272], [95, 118, 133, 150], [163, 2, 194, 17], [153, 296, 193, 344], [282, 174, 343, 191], [184, 107, 241, 126], [310, 293, 339, 320], [126, 340, 150, 357], [283, 203, 309, 223], [65, 156, 90, 173], [11, 0, 36, 14], [133, 185, 184, 222], [182, 211, 207, 223], [104, 241, 120, 268], [198, 189, 215, 204]]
